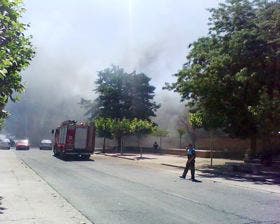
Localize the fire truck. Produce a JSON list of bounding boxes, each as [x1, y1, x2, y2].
[[52, 120, 95, 159]]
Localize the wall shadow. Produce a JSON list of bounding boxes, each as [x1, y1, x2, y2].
[[0, 196, 7, 215], [197, 164, 280, 186]]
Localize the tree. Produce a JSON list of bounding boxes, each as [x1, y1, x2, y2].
[[93, 66, 128, 119], [79, 98, 97, 120], [130, 118, 156, 158], [81, 65, 160, 120], [94, 117, 113, 153], [167, 0, 280, 157], [177, 110, 199, 146], [129, 73, 160, 120], [176, 128, 186, 149], [0, 0, 35, 127], [81, 65, 160, 150], [93, 118, 156, 156], [152, 128, 168, 150], [189, 112, 222, 166], [110, 118, 131, 155]]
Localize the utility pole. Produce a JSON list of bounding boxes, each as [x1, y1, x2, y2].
[[210, 130, 214, 167]]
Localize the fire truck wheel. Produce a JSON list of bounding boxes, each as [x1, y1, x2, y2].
[[60, 153, 66, 160], [82, 155, 90, 160], [53, 149, 58, 157]]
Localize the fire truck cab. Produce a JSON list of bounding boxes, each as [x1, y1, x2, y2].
[[53, 120, 95, 159]]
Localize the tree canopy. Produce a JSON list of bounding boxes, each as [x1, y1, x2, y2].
[[94, 117, 156, 154], [81, 65, 160, 121], [0, 0, 35, 127], [167, 0, 280, 154]]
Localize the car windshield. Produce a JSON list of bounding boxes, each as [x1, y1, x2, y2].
[[41, 140, 51, 144], [2, 139, 10, 143], [18, 140, 28, 144]]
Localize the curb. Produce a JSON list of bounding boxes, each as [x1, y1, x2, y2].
[[103, 154, 135, 161], [161, 163, 185, 169], [20, 157, 94, 223]]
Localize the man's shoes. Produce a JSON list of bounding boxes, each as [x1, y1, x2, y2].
[[179, 176, 185, 179], [191, 178, 195, 182]]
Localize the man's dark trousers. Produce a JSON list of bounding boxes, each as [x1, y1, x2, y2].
[[181, 161, 195, 179]]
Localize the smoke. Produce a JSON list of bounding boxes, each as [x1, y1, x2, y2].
[[153, 92, 186, 135], [2, 0, 221, 141]]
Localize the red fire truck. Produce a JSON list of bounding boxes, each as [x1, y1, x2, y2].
[[52, 120, 95, 159]]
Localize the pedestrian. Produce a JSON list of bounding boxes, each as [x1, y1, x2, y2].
[[153, 141, 159, 151], [180, 144, 196, 181]]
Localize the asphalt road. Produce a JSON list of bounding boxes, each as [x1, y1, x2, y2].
[[15, 148, 280, 224]]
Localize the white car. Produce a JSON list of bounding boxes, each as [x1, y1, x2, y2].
[[39, 139, 52, 150], [0, 139, 11, 149]]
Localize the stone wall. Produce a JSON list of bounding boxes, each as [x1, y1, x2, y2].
[[95, 134, 279, 159], [95, 135, 251, 158]]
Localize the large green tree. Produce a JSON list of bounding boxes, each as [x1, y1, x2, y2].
[[0, 0, 35, 127], [81, 65, 159, 150], [167, 0, 280, 156], [82, 65, 160, 121]]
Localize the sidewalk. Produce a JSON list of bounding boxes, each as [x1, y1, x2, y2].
[[0, 150, 92, 224], [99, 152, 280, 194], [99, 151, 242, 168]]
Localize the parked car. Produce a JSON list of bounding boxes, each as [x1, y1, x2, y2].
[[39, 139, 52, 150], [0, 139, 11, 149], [16, 139, 30, 150]]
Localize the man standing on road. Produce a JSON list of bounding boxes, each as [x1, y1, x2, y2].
[[180, 144, 196, 181]]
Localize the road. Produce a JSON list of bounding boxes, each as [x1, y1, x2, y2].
[[15, 148, 280, 224]]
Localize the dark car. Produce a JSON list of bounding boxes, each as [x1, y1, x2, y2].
[[0, 139, 11, 149], [39, 139, 52, 150], [16, 139, 30, 150]]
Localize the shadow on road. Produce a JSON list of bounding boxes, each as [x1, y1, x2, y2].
[[0, 196, 6, 214], [198, 165, 280, 186], [178, 177, 203, 183], [53, 155, 95, 162], [192, 179, 202, 183], [136, 156, 156, 160]]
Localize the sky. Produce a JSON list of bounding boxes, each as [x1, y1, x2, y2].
[[22, 0, 223, 99], [4, 0, 225, 138], [2, 0, 225, 141]]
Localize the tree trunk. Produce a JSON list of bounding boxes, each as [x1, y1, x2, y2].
[[190, 129, 197, 147], [261, 134, 272, 166], [179, 135, 182, 149], [102, 137, 106, 153], [138, 137, 142, 158], [262, 134, 271, 151], [249, 135, 257, 158], [120, 137, 123, 155], [117, 137, 121, 153]]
